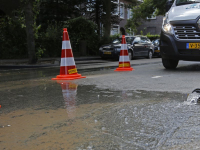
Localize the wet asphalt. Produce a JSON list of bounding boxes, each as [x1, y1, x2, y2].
[[1, 59, 200, 149]]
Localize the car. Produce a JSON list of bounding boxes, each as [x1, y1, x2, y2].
[[99, 35, 155, 60], [152, 39, 160, 57]]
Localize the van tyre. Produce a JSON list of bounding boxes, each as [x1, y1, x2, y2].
[[162, 58, 179, 69]]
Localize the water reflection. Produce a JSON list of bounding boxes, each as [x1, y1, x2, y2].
[[57, 81, 78, 119]]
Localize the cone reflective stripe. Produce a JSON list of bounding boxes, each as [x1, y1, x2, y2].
[[115, 35, 134, 71], [52, 28, 86, 80], [58, 81, 77, 119]]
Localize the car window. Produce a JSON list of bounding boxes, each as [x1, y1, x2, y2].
[[112, 37, 135, 44], [176, 0, 200, 6], [133, 37, 140, 44], [126, 37, 135, 44], [141, 37, 147, 43], [153, 39, 159, 45], [155, 40, 159, 45], [146, 38, 152, 43], [112, 39, 120, 44]]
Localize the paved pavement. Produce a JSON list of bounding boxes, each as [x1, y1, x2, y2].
[[0, 56, 102, 69], [0, 56, 162, 70]]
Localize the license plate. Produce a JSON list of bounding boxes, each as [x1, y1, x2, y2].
[[186, 43, 200, 49], [104, 51, 111, 54], [154, 50, 160, 52]]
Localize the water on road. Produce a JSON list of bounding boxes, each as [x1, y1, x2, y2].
[[0, 68, 200, 150]]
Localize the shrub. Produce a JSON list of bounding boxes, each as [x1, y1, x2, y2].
[[146, 33, 160, 41], [38, 22, 63, 57], [65, 17, 99, 55], [99, 34, 120, 47], [0, 16, 27, 59]]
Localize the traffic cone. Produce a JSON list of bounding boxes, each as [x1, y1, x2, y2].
[[58, 81, 77, 118], [114, 35, 134, 71], [52, 28, 86, 80]]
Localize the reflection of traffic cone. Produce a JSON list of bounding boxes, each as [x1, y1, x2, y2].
[[58, 81, 78, 118], [114, 35, 134, 71], [52, 28, 86, 80]]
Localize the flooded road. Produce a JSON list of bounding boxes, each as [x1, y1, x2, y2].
[[1, 65, 200, 150]]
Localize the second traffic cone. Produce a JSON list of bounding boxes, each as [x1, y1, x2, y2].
[[114, 35, 134, 71], [52, 28, 86, 80]]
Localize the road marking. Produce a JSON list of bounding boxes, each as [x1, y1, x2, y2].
[[152, 76, 162, 78]]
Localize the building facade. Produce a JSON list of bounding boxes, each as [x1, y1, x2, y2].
[[136, 15, 163, 35], [110, 0, 134, 36]]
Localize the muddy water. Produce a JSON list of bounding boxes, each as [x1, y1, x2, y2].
[[1, 69, 200, 149]]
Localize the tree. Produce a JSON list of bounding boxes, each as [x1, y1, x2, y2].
[[126, 0, 174, 32], [39, 0, 138, 39], [103, 0, 111, 40], [81, 0, 119, 38], [18, 0, 41, 64], [23, 0, 37, 64], [85, 0, 138, 39], [38, 0, 85, 27]]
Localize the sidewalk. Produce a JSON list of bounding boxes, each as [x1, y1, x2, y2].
[[0, 56, 101, 69], [0, 56, 101, 65]]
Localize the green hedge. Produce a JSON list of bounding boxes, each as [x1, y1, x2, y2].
[[146, 34, 160, 41]]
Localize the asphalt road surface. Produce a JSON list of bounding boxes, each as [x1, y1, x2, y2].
[[1, 58, 200, 149]]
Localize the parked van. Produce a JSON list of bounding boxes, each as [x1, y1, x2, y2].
[[160, 0, 200, 69]]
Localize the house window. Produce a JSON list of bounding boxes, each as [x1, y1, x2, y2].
[[127, 9, 133, 19], [111, 25, 119, 35], [112, 3, 119, 15], [120, 3, 124, 18]]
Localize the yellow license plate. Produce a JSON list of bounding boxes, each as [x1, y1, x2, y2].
[[154, 50, 160, 52], [104, 52, 111, 54], [186, 43, 200, 49]]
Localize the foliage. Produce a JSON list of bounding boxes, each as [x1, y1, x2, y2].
[[38, 0, 85, 29], [146, 33, 160, 41], [99, 33, 120, 46], [126, 0, 174, 32], [140, 30, 144, 35], [65, 17, 99, 55], [38, 22, 63, 57], [0, 16, 27, 59]]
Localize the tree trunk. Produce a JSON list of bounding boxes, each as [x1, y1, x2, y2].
[[103, 0, 111, 40], [95, 0, 100, 38], [24, 0, 36, 64]]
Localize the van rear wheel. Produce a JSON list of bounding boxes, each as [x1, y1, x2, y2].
[[162, 58, 179, 69]]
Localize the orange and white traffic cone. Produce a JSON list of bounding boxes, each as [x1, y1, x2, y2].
[[58, 81, 77, 119], [114, 35, 134, 71], [52, 28, 86, 80]]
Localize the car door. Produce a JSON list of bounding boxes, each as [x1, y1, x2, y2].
[[132, 37, 143, 56], [140, 37, 148, 56]]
